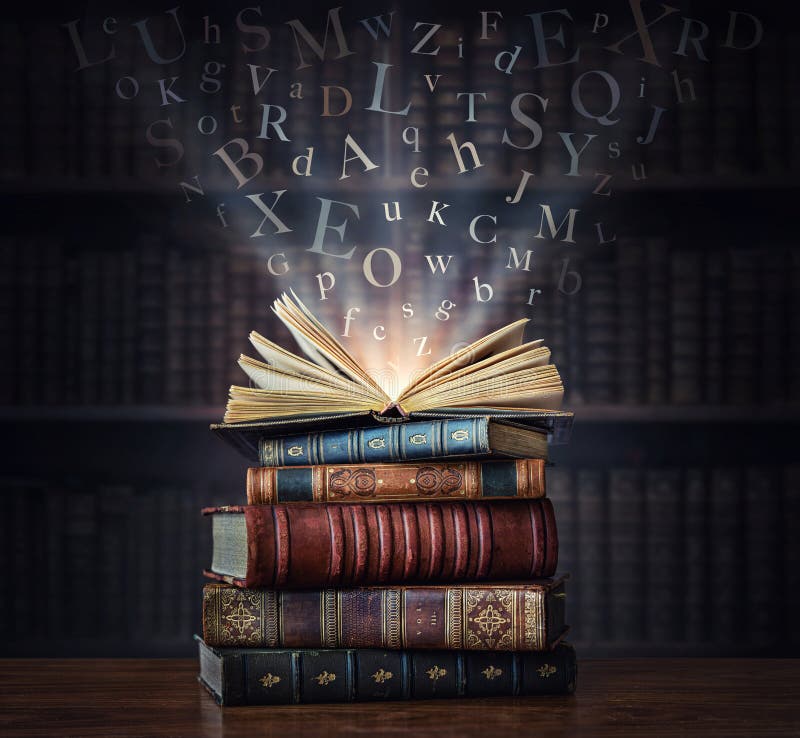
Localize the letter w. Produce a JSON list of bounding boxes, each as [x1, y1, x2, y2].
[[425, 255, 454, 274], [360, 12, 394, 40]]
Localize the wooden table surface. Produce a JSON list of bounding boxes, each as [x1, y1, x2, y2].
[[0, 658, 798, 737]]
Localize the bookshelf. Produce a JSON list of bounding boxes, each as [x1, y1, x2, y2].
[[2, 3, 798, 660]]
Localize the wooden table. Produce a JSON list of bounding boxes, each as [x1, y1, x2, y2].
[[0, 659, 798, 736]]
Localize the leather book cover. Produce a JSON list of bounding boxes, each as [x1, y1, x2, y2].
[[257, 417, 498, 466], [246, 459, 546, 504], [210, 408, 574, 463], [203, 498, 558, 588], [197, 637, 577, 705], [202, 578, 568, 650]]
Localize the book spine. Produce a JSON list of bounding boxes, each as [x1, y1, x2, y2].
[[608, 469, 644, 642], [199, 641, 577, 705], [582, 260, 617, 404], [0, 238, 17, 404], [744, 467, 780, 647], [784, 465, 800, 649], [703, 250, 726, 404], [545, 467, 575, 586], [710, 468, 742, 645], [669, 251, 703, 404], [645, 470, 682, 643], [202, 581, 565, 650], [645, 238, 669, 404], [576, 470, 606, 644], [684, 468, 707, 644], [616, 238, 646, 405], [258, 418, 492, 466], [246, 459, 546, 504], [98, 485, 133, 639], [759, 249, 788, 403], [18, 239, 39, 405], [725, 251, 759, 404], [44, 483, 66, 640], [210, 499, 558, 588]]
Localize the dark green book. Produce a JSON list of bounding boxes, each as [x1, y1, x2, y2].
[[197, 637, 576, 705]]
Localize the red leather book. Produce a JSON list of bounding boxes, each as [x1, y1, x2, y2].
[[202, 578, 568, 651], [245, 459, 546, 504], [203, 499, 558, 588]]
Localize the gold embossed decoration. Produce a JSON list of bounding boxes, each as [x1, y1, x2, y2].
[[472, 605, 508, 637], [450, 429, 469, 441], [465, 590, 514, 650], [210, 587, 274, 647], [315, 671, 336, 686], [259, 673, 281, 688], [367, 437, 386, 449], [321, 589, 338, 647], [371, 669, 393, 683], [523, 590, 544, 650], [384, 590, 402, 648], [223, 602, 257, 635], [287, 445, 303, 457], [328, 468, 377, 498], [408, 433, 427, 445], [415, 466, 464, 496], [537, 664, 557, 678], [481, 665, 503, 680], [426, 665, 447, 681]]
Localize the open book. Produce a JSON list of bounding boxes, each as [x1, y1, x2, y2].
[[224, 292, 564, 423]]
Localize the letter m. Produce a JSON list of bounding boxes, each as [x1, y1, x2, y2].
[[534, 203, 579, 244], [285, 6, 354, 70], [506, 247, 533, 271]]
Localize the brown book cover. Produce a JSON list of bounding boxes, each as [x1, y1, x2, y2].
[[203, 499, 558, 588], [246, 459, 546, 504], [202, 578, 568, 651]]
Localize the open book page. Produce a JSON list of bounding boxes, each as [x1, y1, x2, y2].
[[224, 386, 379, 422], [224, 293, 564, 422], [272, 292, 388, 398], [238, 355, 383, 403], [402, 364, 564, 413], [396, 318, 529, 400], [400, 341, 549, 399], [248, 333, 383, 399]]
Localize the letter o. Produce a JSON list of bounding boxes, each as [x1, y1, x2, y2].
[[115, 76, 140, 100], [197, 115, 218, 135], [363, 247, 402, 287]]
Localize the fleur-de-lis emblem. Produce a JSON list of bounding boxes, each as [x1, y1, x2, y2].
[[371, 668, 393, 683], [315, 671, 336, 686], [450, 429, 469, 441], [368, 437, 386, 449], [259, 673, 281, 688], [481, 665, 503, 680], [537, 664, 557, 678], [287, 445, 304, 457], [408, 433, 428, 445], [426, 665, 447, 681]]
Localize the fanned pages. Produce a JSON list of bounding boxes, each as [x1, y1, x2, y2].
[[224, 293, 564, 423]]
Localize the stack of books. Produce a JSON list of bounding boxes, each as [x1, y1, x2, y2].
[[196, 293, 577, 705]]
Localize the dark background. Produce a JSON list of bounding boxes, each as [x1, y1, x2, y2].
[[1, 0, 798, 657]]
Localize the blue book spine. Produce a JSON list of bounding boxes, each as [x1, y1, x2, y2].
[[259, 418, 491, 466]]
